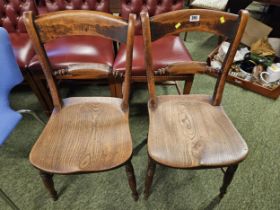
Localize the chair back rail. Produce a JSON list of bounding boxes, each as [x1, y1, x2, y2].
[[33, 11, 128, 43], [24, 10, 135, 111], [150, 9, 240, 41], [141, 9, 249, 106]]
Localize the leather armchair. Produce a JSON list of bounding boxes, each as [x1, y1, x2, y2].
[[113, 0, 193, 96]]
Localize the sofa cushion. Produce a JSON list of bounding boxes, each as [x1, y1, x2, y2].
[[113, 35, 192, 76], [29, 36, 114, 72], [9, 33, 35, 69]]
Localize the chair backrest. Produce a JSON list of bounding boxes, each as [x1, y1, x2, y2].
[[121, 0, 184, 34], [0, 0, 38, 33], [24, 10, 135, 111], [141, 9, 249, 106], [44, 0, 110, 12], [0, 27, 23, 144]]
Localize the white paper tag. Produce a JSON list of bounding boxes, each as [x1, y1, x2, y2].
[[189, 15, 200, 22]]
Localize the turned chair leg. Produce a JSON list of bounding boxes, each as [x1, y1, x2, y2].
[[125, 161, 139, 201], [219, 164, 239, 198], [39, 171, 58, 201], [183, 75, 194, 94], [144, 156, 156, 200]]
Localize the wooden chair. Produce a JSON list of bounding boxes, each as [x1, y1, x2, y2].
[[23, 10, 139, 201], [141, 9, 249, 199]]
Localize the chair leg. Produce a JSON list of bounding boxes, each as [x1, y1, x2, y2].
[[183, 75, 194, 94], [39, 171, 58, 201], [108, 77, 117, 97], [183, 32, 188, 41], [31, 72, 53, 116], [115, 80, 123, 98], [125, 161, 139, 201], [144, 156, 156, 200], [219, 164, 238, 198], [23, 71, 52, 116]]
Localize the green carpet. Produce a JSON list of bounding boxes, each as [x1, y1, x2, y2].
[[1, 33, 280, 210]]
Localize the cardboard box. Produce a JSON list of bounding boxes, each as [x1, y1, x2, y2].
[[241, 16, 272, 46]]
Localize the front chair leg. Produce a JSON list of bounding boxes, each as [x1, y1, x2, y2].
[[219, 164, 238, 198], [125, 161, 139, 201], [39, 171, 58, 201], [144, 156, 156, 200]]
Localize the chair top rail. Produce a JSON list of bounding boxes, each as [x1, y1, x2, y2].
[[149, 9, 239, 41], [32, 10, 129, 44]]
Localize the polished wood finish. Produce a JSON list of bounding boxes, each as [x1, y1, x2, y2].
[[141, 9, 249, 199], [24, 11, 138, 200], [40, 171, 58, 201], [30, 97, 133, 173], [147, 95, 248, 168], [36, 11, 128, 44]]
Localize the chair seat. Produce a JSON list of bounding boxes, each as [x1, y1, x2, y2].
[[9, 33, 35, 69], [147, 95, 248, 168], [28, 36, 114, 72], [191, 0, 229, 10], [29, 97, 133, 174], [113, 35, 192, 76]]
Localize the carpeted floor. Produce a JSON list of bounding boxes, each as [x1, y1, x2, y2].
[[1, 33, 280, 210]]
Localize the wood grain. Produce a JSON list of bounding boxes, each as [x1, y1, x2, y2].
[[35, 10, 128, 44], [53, 63, 112, 79], [150, 9, 239, 41], [24, 11, 138, 199], [142, 9, 249, 199], [141, 9, 249, 106], [30, 97, 133, 174], [147, 95, 248, 168]]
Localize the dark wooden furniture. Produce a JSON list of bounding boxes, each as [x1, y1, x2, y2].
[[141, 9, 249, 199], [113, 0, 194, 97], [24, 10, 138, 201]]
